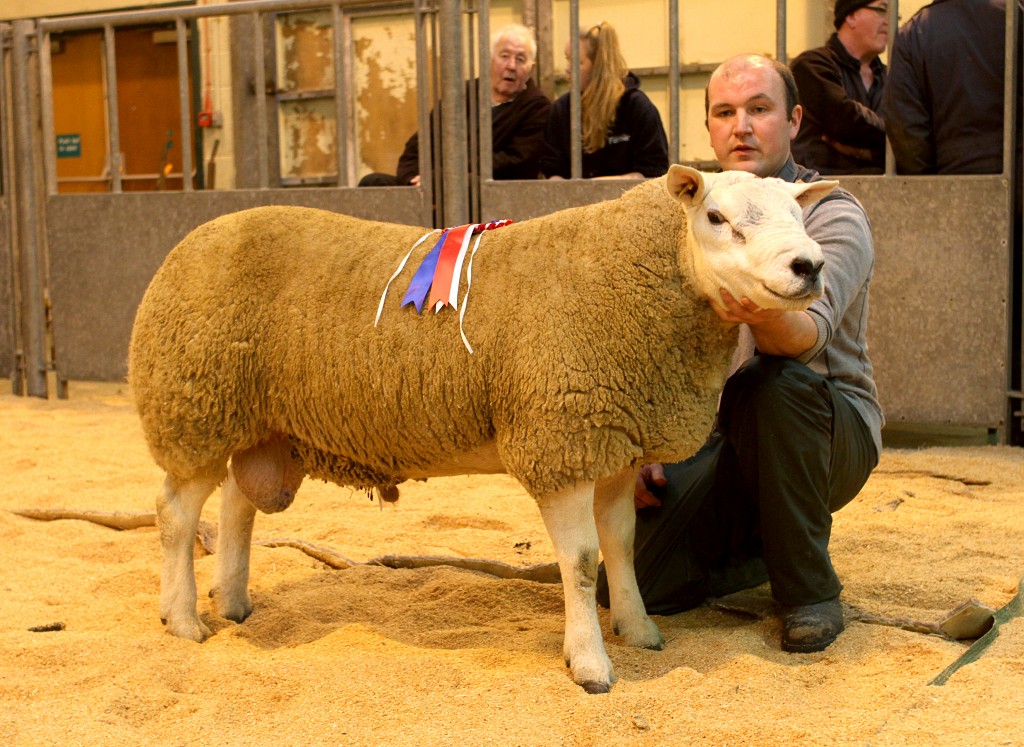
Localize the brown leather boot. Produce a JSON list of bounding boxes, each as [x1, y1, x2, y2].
[[780, 596, 844, 653]]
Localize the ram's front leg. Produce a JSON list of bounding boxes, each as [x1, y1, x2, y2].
[[538, 481, 614, 693], [595, 469, 664, 650]]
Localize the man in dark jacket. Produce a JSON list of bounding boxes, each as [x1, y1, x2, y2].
[[790, 0, 889, 174], [882, 0, 1012, 174], [360, 24, 551, 186]]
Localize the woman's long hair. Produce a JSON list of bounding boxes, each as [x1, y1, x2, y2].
[[580, 22, 629, 153]]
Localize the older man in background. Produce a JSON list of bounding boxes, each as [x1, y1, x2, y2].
[[789, 0, 889, 174], [360, 23, 551, 186]]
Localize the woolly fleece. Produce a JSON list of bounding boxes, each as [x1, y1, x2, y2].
[[128, 177, 737, 499]]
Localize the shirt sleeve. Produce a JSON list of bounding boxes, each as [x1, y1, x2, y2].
[[797, 193, 875, 365]]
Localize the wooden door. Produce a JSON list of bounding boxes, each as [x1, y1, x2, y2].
[[50, 25, 194, 193]]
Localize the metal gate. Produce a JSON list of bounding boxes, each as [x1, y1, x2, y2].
[[2, 1, 1022, 442]]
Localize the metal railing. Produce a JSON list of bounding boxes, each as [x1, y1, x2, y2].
[[34, 0, 427, 195]]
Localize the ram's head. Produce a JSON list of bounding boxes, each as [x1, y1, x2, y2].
[[668, 164, 838, 311]]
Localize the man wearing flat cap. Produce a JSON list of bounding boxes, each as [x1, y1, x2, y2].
[[789, 0, 889, 173]]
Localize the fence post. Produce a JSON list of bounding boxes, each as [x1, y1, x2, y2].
[[439, 0, 468, 227], [10, 20, 49, 398]]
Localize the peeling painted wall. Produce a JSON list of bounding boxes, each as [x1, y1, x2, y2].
[[276, 10, 337, 181], [352, 15, 419, 179], [277, 11, 335, 91]]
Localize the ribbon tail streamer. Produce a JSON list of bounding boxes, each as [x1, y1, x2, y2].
[[402, 230, 449, 313], [429, 224, 475, 312], [459, 232, 485, 354], [375, 229, 438, 326]]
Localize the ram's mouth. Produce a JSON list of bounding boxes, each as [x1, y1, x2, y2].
[[761, 283, 818, 302]]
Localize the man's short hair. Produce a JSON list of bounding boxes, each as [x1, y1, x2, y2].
[[704, 56, 801, 123], [491, 23, 537, 65]]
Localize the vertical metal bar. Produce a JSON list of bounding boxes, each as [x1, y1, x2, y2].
[[11, 20, 47, 396], [252, 12, 269, 189], [466, 0, 479, 222], [415, 0, 434, 226], [431, 2, 443, 223], [1004, 0, 1020, 440], [103, 24, 123, 192], [38, 28, 57, 195], [884, 0, 897, 175], [1003, 0, 1016, 179], [569, 1, 581, 180], [1, 24, 23, 391], [332, 2, 349, 186], [478, 0, 492, 190], [0, 26, 10, 202], [668, 0, 679, 164], [775, 0, 786, 64], [535, 0, 553, 96], [439, 0, 467, 226], [176, 18, 194, 191]]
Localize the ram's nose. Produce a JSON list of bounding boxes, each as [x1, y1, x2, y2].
[[790, 257, 824, 283]]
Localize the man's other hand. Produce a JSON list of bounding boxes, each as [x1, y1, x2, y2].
[[635, 463, 667, 509]]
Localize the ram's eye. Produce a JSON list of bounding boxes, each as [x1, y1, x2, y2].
[[707, 210, 726, 225]]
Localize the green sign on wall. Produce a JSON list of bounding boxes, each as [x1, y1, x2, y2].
[[56, 133, 81, 158]]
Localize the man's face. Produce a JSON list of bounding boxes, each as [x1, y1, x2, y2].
[[706, 62, 801, 177], [490, 36, 533, 103], [847, 3, 890, 57]]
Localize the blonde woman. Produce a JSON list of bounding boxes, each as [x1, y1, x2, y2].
[[540, 22, 668, 179]]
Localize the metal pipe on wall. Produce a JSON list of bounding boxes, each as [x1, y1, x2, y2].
[[775, 0, 786, 63], [466, 0, 479, 223], [1002, 0, 1017, 180], [884, 1, 897, 176], [478, 0, 493, 189], [331, 3, 349, 186], [414, 0, 434, 226], [439, 0, 468, 226], [668, 0, 679, 164], [1002, 0, 1021, 437], [10, 20, 48, 397], [37, 27, 57, 195], [176, 18, 194, 192], [103, 24, 123, 192], [569, 2, 580, 179], [252, 12, 269, 189], [1, 23, 22, 391]]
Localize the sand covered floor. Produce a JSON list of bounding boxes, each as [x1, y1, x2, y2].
[[1, 381, 1023, 746]]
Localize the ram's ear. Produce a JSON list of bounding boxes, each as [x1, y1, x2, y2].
[[666, 164, 707, 205], [788, 179, 839, 208]]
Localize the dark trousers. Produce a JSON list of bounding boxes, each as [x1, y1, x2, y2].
[[599, 356, 878, 614]]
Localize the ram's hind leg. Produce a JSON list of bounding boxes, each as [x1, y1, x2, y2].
[[158, 470, 221, 641], [210, 471, 257, 623], [594, 469, 664, 650], [538, 481, 614, 694]]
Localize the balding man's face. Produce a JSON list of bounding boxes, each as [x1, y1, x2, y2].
[[706, 63, 801, 177]]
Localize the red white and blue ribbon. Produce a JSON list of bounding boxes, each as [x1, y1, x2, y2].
[[375, 219, 513, 353]]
